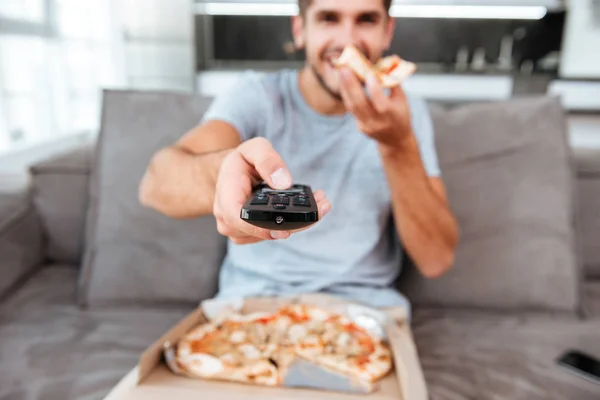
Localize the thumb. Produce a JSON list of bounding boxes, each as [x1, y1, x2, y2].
[[269, 168, 293, 190], [237, 137, 292, 190]]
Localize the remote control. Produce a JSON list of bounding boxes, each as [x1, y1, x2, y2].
[[240, 183, 319, 231]]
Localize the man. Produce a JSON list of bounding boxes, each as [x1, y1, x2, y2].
[[139, 0, 459, 314]]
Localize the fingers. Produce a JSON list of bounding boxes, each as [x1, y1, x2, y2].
[[279, 190, 331, 236], [313, 189, 325, 202], [365, 73, 390, 114], [223, 188, 331, 241], [216, 214, 291, 243], [216, 217, 263, 245], [215, 188, 332, 245], [231, 236, 264, 245], [218, 138, 294, 240], [389, 83, 408, 104], [214, 138, 332, 246], [312, 189, 331, 219], [237, 138, 292, 190], [214, 159, 290, 243], [339, 68, 376, 121], [223, 211, 291, 241]]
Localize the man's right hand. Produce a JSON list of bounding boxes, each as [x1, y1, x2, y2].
[[213, 137, 331, 245]]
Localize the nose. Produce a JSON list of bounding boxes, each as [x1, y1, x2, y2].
[[337, 19, 361, 47]]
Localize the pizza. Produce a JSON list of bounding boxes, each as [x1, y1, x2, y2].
[[173, 303, 393, 389], [175, 311, 290, 386], [332, 44, 416, 88], [281, 304, 393, 383]]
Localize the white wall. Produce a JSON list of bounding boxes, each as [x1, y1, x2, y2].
[[560, 0, 600, 78], [119, 0, 196, 93]]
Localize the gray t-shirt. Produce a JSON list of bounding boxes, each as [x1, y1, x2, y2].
[[201, 69, 440, 313]]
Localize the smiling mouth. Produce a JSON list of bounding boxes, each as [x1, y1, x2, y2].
[[323, 51, 342, 64], [324, 55, 343, 70], [323, 47, 370, 68]]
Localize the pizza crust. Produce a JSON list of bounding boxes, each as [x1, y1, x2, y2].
[[332, 45, 416, 88]]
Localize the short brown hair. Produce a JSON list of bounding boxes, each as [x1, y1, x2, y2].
[[298, 0, 393, 15]]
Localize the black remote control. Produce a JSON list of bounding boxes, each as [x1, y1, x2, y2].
[[240, 183, 319, 231]]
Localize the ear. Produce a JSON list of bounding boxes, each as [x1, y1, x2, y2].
[[383, 16, 395, 50], [291, 15, 306, 49]]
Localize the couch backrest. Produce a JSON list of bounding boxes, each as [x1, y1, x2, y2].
[[77, 90, 225, 307], [400, 97, 581, 312], [27, 92, 600, 308]]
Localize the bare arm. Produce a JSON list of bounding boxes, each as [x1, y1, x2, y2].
[[138, 120, 242, 218], [336, 64, 458, 277], [378, 135, 460, 278]]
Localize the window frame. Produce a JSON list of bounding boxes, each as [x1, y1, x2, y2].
[[0, 0, 57, 37]]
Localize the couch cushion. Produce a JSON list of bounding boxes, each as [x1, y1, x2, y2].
[[0, 188, 43, 299], [30, 144, 93, 265], [411, 307, 600, 399], [0, 188, 29, 226], [0, 265, 191, 400], [574, 147, 600, 176], [2, 266, 599, 400], [79, 90, 226, 307], [573, 147, 600, 278], [399, 96, 581, 313]]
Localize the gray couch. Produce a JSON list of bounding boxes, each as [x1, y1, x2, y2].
[[1, 89, 600, 400]]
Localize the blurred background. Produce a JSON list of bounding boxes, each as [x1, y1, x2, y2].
[[0, 0, 599, 170]]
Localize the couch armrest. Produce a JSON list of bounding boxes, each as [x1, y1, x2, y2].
[[0, 189, 44, 299], [29, 142, 92, 265], [574, 147, 600, 279]]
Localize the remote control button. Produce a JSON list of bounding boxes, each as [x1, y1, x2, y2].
[[274, 216, 285, 225], [251, 196, 269, 205], [273, 204, 287, 210], [272, 195, 290, 205], [293, 196, 311, 207]]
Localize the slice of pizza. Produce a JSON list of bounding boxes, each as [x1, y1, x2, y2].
[[332, 44, 416, 88], [175, 311, 286, 386], [291, 309, 393, 384], [374, 54, 417, 87]]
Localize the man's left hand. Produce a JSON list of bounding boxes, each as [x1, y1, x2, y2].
[[339, 67, 412, 148]]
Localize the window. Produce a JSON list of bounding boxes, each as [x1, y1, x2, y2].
[[0, 0, 195, 154], [0, 0, 45, 23], [0, 0, 120, 154]]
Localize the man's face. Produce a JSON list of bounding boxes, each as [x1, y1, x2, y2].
[[292, 0, 395, 100]]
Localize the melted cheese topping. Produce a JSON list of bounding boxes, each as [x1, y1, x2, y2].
[[186, 354, 225, 376], [176, 303, 393, 385], [238, 344, 261, 360], [336, 332, 351, 348], [230, 330, 247, 344], [287, 324, 308, 343]]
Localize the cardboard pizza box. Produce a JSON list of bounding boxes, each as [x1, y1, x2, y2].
[[103, 294, 428, 400]]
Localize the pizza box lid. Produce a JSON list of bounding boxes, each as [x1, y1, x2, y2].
[[102, 294, 428, 400]]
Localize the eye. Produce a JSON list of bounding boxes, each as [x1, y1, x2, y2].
[[319, 12, 338, 23], [357, 13, 378, 24]]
